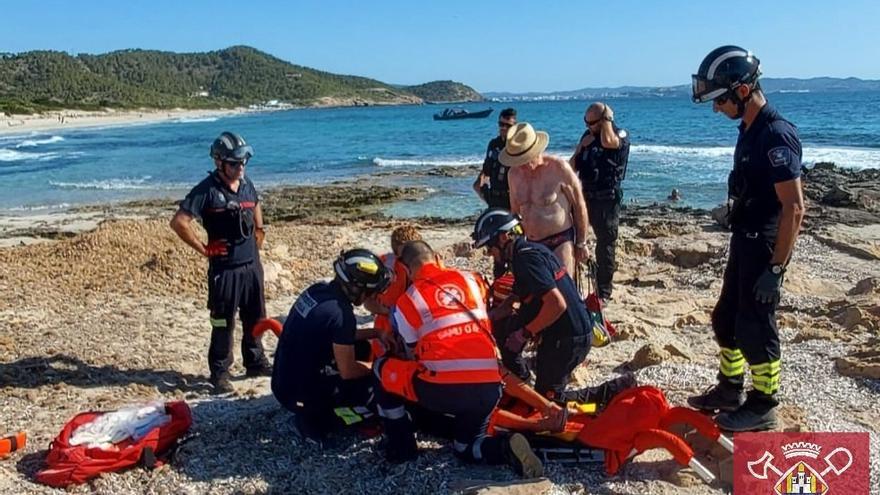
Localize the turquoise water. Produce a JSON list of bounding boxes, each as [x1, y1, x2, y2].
[[1, 92, 879, 217]]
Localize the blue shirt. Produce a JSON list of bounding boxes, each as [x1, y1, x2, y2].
[[729, 103, 802, 237], [179, 171, 260, 268], [273, 281, 357, 381], [511, 238, 590, 339]]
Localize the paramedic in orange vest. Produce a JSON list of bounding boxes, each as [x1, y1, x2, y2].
[[364, 225, 423, 357], [372, 240, 543, 478]]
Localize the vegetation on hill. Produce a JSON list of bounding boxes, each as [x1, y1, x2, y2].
[[0, 46, 483, 114], [402, 80, 483, 103]]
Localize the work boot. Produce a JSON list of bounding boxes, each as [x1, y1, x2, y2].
[[293, 413, 326, 447], [382, 418, 418, 463], [210, 372, 234, 394], [687, 382, 744, 412], [505, 433, 544, 479], [245, 361, 273, 378], [716, 406, 778, 432]]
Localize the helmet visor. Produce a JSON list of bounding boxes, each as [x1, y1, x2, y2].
[[692, 75, 728, 104], [228, 144, 254, 161]]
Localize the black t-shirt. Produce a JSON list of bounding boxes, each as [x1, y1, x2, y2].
[[729, 104, 802, 237], [511, 238, 589, 339], [179, 171, 260, 269], [481, 136, 511, 209], [573, 127, 631, 193], [272, 281, 356, 388]]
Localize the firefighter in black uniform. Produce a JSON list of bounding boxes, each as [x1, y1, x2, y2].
[[571, 102, 630, 301], [689, 46, 806, 431], [171, 132, 271, 394], [473, 107, 517, 210]]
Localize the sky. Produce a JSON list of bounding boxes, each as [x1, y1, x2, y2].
[[3, 0, 879, 93]]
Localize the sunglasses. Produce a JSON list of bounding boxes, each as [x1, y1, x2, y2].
[[584, 117, 602, 126], [223, 160, 247, 168], [498, 121, 515, 128]]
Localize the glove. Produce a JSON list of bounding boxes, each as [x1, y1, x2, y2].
[[504, 327, 530, 354], [753, 268, 783, 305], [204, 239, 229, 258]]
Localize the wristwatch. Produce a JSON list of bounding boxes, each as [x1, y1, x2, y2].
[[769, 263, 785, 275]]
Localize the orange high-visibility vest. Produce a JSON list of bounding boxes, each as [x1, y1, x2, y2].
[[393, 263, 500, 385]]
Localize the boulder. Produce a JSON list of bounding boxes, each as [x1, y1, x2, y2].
[[627, 343, 670, 370], [711, 204, 730, 229], [835, 345, 880, 380], [848, 277, 880, 296], [674, 312, 711, 329], [813, 224, 880, 261], [654, 241, 720, 268]]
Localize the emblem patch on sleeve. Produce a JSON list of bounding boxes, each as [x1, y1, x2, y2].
[[767, 147, 792, 167]]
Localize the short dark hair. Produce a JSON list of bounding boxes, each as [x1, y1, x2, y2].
[[500, 108, 517, 119], [400, 240, 434, 267]]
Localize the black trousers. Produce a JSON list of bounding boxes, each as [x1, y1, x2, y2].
[[494, 318, 591, 400], [207, 261, 267, 377], [376, 376, 510, 464], [586, 193, 621, 299], [712, 232, 781, 408]]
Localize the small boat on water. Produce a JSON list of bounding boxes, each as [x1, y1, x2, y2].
[[433, 108, 493, 121]]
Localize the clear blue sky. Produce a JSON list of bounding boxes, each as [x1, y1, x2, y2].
[[4, 0, 879, 93]]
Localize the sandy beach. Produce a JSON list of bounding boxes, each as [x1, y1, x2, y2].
[[0, 108, 249, 136], [1, 166, 878, 494]]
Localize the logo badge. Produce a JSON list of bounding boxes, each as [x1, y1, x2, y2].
[[734, 432, 868, 494], [768, 146, 792, 167], [434, 285, 464, 309]]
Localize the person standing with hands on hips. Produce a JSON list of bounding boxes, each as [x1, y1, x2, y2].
[[688, 46, 805, 432], [170, 132, 271, 394], [570, 102, 630, 303]]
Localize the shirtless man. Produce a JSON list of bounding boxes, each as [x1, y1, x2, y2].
[[501, 122, 590, 275]]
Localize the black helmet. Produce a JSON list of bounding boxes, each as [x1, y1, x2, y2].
[[210, 131, 254, 162], [692, 46, 761, 103], [333, 248, 392, 294], [472, 208, 522, 248]]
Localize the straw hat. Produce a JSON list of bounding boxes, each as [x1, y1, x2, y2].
[[499, 122, 550, 167]]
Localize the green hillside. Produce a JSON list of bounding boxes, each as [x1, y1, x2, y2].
[[403, 80, 484, 103], [0, 46, 482, 114]]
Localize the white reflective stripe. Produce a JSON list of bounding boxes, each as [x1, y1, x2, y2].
[[378, 405, 407, 420], [700, 88, 728, 102], [393, 307, 419, 344], [418, 309, 489, 339], [707, 49, 749, 79], [461, 272, 487, 310], [472, 434, 487, 460], [421, 358, 499, 372]]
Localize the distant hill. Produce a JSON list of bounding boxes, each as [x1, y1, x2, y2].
[[485, 77, 880, 101], [401, 80, 483, 103], [0, 46, 483, 114]]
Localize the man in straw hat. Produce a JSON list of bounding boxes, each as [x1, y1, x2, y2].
[[502, 123, 591, 276]]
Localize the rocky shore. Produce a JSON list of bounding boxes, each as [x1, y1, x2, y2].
[[0, 164, 878, 494]]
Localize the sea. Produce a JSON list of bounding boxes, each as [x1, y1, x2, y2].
[[1, 91, 879, 219]]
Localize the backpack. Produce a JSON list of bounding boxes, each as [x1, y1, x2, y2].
[[35, 401, 192, 487]]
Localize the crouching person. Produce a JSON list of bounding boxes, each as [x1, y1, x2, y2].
[[271, 249, 391, 443], [372, 240, 543, 478]]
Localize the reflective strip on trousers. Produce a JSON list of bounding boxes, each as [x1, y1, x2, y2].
[[751, 359, 781, 395], [378, 405, 407, 420], [210, 317, 227, 327], [719, 347, 745, 377], [421, 358, 499, 373]]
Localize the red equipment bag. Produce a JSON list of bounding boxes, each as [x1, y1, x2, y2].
[[35, 401, 192, 487]]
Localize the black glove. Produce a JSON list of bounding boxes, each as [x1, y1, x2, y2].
[[753, 268, 784, 305]]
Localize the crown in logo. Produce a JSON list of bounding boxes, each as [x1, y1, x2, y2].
[[781, 442, 822, 459]]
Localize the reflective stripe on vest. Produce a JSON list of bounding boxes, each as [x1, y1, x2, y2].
[[421, 358, 499, 372], [417, 308, 489, 339]]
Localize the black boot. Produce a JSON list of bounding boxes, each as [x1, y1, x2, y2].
[[383, 417, 418, 463], [504, 433, 544, 479], [210, 372, 234, 394], [716, 391, 778, 432], [687, 381, 744, 412]]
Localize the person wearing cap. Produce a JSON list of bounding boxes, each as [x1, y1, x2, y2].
[[689, 46, 805, 432], [170, 131, 270, 394], [473, 107, 517, 211], [271, 249, 392, 443], [503, 123, 590, 277], [472, 208, 592, 401]]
